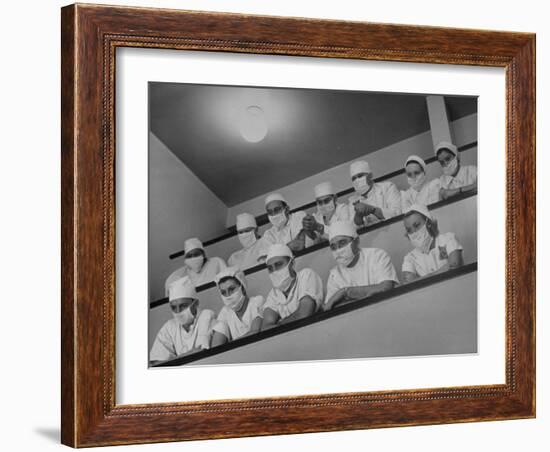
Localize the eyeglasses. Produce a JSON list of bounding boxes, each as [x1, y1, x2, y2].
[[266, 205, 285, 216], [266, 258, 290, 273], [329, 237, 354, 251], [169, 299, 195, 313], [316, 196, 334, 206], [218, 278, 242, 297], [406, 168, 424, 178], [351, 172, 371, 182], [237, 227, 256, 234], [437, 152, 455, 166]]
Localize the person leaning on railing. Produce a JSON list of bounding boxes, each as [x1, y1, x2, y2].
[[435, 141, 477, 200], [149, 277, 215, 365], [348, 159, 402, 228], [401, 203, 464, 283], [210, 266, 265, 347], [260, 244, 324, 329], [262, 193, 309, 253], [323, 220, 399, 311], [400, 155, 442, 211], [228, 213, 269, 271], [302, 181, 353, 243], [164, 238, 227, 297]]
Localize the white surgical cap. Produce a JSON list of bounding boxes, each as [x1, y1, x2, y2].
[[314, 181, 335, 199], [168, 277, 197, 301], [405, 155, 427, 172], [215, 266, 247, 291], [265, 243, 293, 263], [265, 192, 287, 207], [236, 213, 257, 230], [328, 221, 358, 241], [184, 237, 203, 255], [350, 160, 371, 177], [435, 141, 458, 157], [404, 203, 434, 221]]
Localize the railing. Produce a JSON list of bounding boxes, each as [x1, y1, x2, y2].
[[150, 189, 477, 309], [168, 141, 478, 260], [152, 261, 477, 367]]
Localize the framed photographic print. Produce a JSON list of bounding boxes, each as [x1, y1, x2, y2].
[[61, 3, 536, 447]]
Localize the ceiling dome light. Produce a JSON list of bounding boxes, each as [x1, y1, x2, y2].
[[239, 105, 268, 143]]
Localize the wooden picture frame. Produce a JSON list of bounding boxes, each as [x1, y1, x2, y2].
[[61, 3, 535, 447]]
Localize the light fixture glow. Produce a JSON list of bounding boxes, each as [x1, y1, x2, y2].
[[239, 105, 268, 143]]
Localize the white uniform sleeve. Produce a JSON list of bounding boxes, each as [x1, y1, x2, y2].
[[380, 182, 402, 219], [227, 251, 238, 268], [467, 165, 478, 185], [442, 232, 463, 254], [400, 189, 412, 212], [401, 251, 416, 275], [212, 308, 231, 339], [164, 267, 186, 297], [149, 323, 176, 362], [324, 269, 342, 305], [261, 227, 276, 248], [336, 202, 352, 223], [194, 309, 215, 350], [296, 268, 324, 308], [427, 178, 443, 204], [372, 248, 399, 284], [290, 211, 307, 239], [215, 257, 227, 272], [262, 289, 279, 315], [249, 296, 265, 319]]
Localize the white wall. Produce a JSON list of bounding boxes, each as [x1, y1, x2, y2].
[[149, 132, 229, 299], [226, 113, 477, 224]]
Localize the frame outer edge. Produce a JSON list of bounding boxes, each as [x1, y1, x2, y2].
[[60, 4, 536, 447], [514, 35, 536, 416], [61, 4, 77, 448]]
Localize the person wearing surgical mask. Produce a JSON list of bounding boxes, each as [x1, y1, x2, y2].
[[324, 221, 398, 310], [210, 267, 265, 346], [164, 237, 226, 296], [348, 160, 401, 227], [262, 193, 308, 253], [260, 244, 323, 329], [435, 141, 477, 200], [401, 204, 464, 283], [400, 155, 442, 211], [302, 181, 352, 243], [228, 213, 268, 271], [149, 277, 215, 365]]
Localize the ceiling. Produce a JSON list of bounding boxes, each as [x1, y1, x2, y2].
[[149, 83, 476, 207]]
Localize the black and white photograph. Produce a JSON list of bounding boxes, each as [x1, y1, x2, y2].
[[148, 83, 478, 367]]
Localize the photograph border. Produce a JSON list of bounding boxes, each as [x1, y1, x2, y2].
[[61, 3, 535, 447]]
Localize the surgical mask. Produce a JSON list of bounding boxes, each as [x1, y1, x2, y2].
[[408, 223, 433, 254], [238, 230, 257, 248], [268, 211, 287, 229], [442, 157, 459, 176], [318, 200, 336, 218], [221, 287, 245, 311], [173, 307, 195, 326], [269, 263, 294, 291], [332, 242, 356, 267], [353, 175, 371, 195], [185, 255, 204, 273], [407, 173, 426, 190]]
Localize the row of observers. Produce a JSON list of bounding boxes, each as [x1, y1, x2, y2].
[[163, 141, 477, 295], [150, 203, 465, 363]]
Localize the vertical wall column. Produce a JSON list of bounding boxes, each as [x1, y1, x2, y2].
[[426, 95, 453, 149]]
